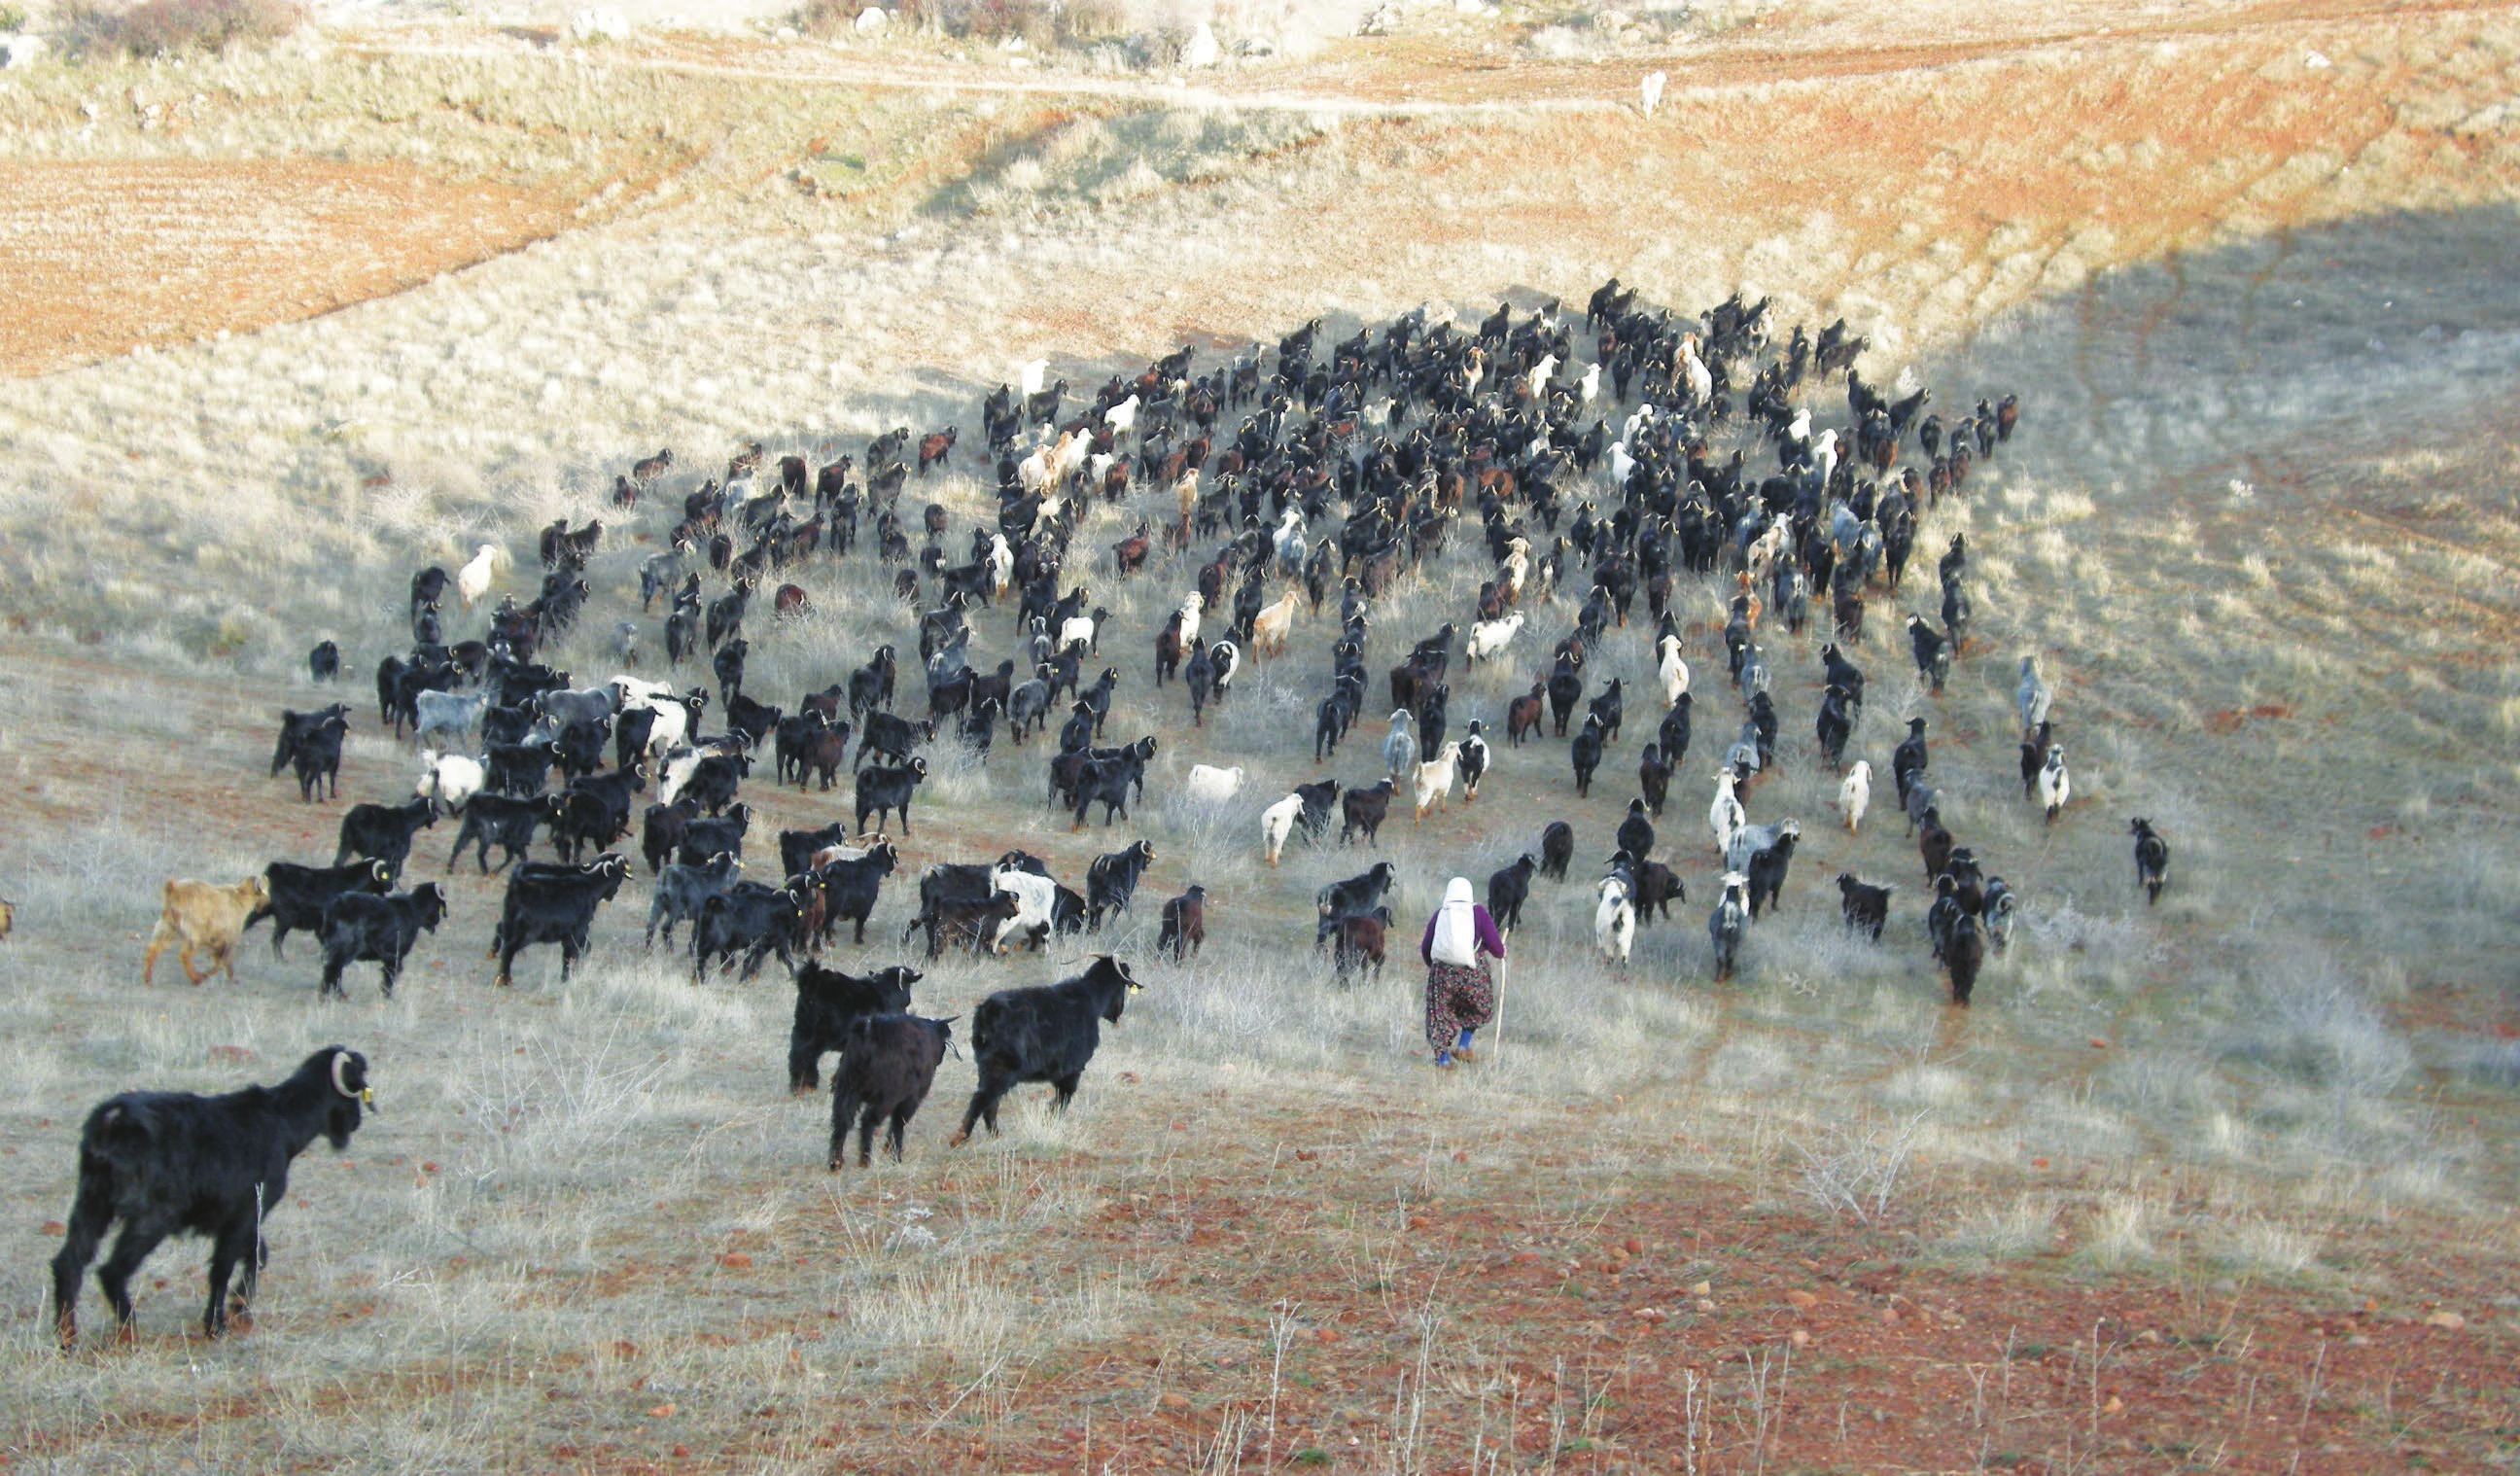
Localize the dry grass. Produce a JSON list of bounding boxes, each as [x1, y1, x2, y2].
[[0, 0, 2517, 1468]]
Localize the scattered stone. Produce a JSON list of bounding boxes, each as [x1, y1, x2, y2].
[[2425, 1310, 2466, 1330], [1784, 1290, 1818, 1310], [854, 7, 889, 32]]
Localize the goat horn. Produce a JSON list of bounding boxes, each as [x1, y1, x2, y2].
[[331, 1050, 375, 1108]]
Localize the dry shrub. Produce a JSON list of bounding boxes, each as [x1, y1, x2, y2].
[[65, 0, 303, 55]]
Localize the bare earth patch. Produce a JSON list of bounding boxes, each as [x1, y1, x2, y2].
[[0, 160, 586, 375]]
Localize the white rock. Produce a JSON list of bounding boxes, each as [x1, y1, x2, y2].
[[1, 34, 49, 69], [1184, 20, 1219, 66], [853, 6, 888, 32]]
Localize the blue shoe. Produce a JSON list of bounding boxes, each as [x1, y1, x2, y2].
[[1431, 1050, 1454, 1069], [1457, 1030, 1477, 1050]]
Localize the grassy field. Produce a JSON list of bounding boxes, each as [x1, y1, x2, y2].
[[1, 1, 2517, 1470]]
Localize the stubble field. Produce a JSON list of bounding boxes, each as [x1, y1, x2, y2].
[[0, 1, 2517, 1470]]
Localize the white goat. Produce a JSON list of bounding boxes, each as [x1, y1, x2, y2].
[[1680, 334, 1713, 405], [1640, 69, 1666, 118], [1184, 764, 1244, 803], [1465, 612, 1523, 667], [1525, 353, 1558, 401], [1057, 612, 1098, 654], [1250, 593, 1300, 656], [987, 534, 1014, 597], [1500, 537, 1530, 600], [1273, 508, 1307, 570], [1594, 875, 1636, 966], [1260, 793, 1302, 867], [1709, 770, 1746, 857], [989, 867, 1056, 955], [1839, 759, 1872, 834], [611, 675, 678, 708], [1413, 743, 1460, 822], [2038, 746, 2072, 825], [1174, 592, 1204, 649], [414, 751, 485, 812], [1657, 633, 1690, 706], [456, 544, 501, 609]]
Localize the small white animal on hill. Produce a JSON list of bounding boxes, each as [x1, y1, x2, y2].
[[1184, 764, 1243, 803], [1640, 70, 1666, 118], [1525, 353, 1558, 401], [1839, 759, 1872, 834], [1249, 592, 1301, 656], [1413, 743, 1460, 822], [1708, 769, 1746, 856], [2037, 745, 2072, 825], [1657, 633, 1690, 706], [456, 544, 501, 609], [1465, 612, 1523, 666], [1594, 874, 1635, 966], [1260, 793, 1302, 867]]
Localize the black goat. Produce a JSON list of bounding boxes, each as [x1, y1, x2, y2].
[[1085, 839, 1156, 930], [52, 1046, 373, 1344], [1538, 821, 1575, 881], [2131, 818, 2170, 905], [248, 858, 392, 958], [332, 797, 438, 886], [318, 886, 448, 999], [1157, 885, 1207, 960], [445, 792, 549, 875], [789, 963, 921, 1093], [1487, 853, 1537, 932], [491, 854, 629, 988], [1836, 874, 1893, 940], [952, 957, 1142, 1144], [856, 757, 928, 837], [829, 1015, 956, 1169]]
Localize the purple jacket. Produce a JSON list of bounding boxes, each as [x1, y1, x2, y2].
[[1420, 905, 1507, 966]]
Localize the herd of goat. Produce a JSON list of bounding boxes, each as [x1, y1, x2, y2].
[[46, 281, 2188, 1345]]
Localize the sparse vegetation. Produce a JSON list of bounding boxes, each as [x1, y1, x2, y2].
[[61, 0, 305, 55], [0, 0, 2517, 1468]]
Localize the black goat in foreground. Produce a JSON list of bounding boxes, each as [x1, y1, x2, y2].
[[52, 1046, 374, 1346], [951, 956, 1141, 1145], [828, 1014, 957, 1169]]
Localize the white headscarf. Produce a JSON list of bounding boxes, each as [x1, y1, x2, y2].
[[1430, 876, 1480, 966]]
